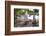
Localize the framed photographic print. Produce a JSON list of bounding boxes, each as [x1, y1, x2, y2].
[[5, 1, 45, 35]]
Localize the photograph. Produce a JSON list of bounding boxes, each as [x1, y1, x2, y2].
[[14, 8, 39, 27], [5, 1, 45, 35]]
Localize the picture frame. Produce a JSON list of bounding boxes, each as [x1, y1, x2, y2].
[[5, 1, 45, 35]]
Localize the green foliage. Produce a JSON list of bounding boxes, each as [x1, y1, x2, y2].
[[14, 8, 33, 15]]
